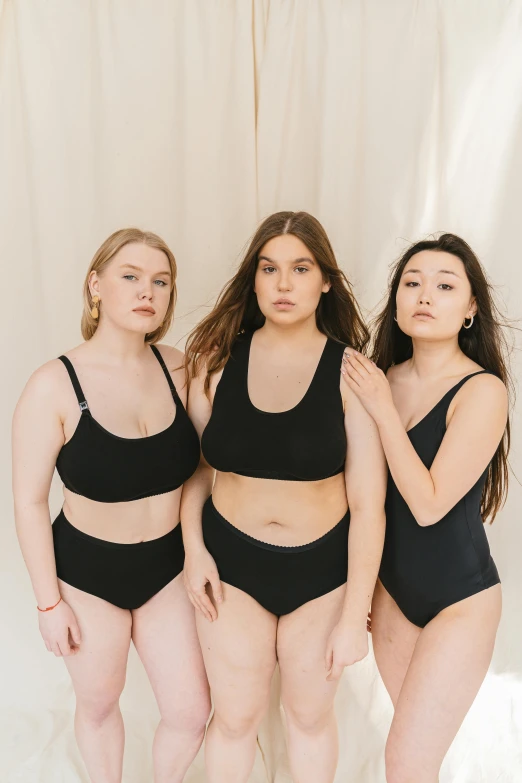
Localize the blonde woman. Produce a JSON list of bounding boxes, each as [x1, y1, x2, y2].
[[12, 229, 209, 783]]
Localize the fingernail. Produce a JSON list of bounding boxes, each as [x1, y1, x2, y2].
[[341, 368, 346, 375]]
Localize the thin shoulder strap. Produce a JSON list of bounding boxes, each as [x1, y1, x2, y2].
[[443, 370, 494, 405], [58, 356, 90, 413], [150, 345, 181, 403]]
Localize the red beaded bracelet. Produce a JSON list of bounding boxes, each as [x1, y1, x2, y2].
[[37, 597, 62, 613]]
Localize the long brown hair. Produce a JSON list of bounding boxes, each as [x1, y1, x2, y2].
[[81, 228, 177, 344], [372, 232, 513, 522], [185, 211, 369, 392]]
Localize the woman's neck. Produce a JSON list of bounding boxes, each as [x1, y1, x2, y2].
[[256, 315, 324, 349], [84, 321, 150, 363], [408, 337, 469, 381]]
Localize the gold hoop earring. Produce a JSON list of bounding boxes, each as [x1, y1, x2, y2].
[[91, 295, 100, 320], [463, 315, 474, 329]]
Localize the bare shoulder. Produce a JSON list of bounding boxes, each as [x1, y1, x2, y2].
[[456, 371, 508, 409], [20, 358, 70, 401], [385, 361, 408, 384], [154, 342, 187, 393], [154, 343, 185, 369], [13, 358, 73, 425]]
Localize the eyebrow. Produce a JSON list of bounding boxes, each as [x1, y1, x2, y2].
[[258, 255, 315, 265], [403, 268, 460, 278], [120, 263, 171, 277]]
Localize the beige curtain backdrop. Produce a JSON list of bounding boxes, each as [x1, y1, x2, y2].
[[2, 1, 522, 781]]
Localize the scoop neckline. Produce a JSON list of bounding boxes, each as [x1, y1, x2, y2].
[[245, 331, 330, 415]]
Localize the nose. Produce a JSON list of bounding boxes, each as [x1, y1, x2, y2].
[[418, 287, 431, 305], [138, 280, 154, 300], [277, 271, 292, 292]]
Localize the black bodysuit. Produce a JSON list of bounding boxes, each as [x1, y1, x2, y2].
[[52, 345, 200, 609], [200, 330, 350, 616], [379, 371, 501, 627]]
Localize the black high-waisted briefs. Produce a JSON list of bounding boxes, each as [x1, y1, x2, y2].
[[52, 510, 184, 609], [202, 496, 350, 616]]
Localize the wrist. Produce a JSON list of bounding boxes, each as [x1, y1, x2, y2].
[[375, 403, 401, 431], [37, 596, 62, 613], [340, 603, 369, 629]]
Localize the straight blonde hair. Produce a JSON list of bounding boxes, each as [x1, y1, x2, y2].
[[81, 228, 177, 344]]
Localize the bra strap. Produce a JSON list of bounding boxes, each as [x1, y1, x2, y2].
[[150, 345, 181, 403], [58, 356, 90, 413]]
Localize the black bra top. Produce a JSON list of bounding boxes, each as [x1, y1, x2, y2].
[[201, 331, 347, 481], [55, 346, 200, 503]]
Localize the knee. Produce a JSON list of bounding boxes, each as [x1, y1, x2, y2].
[[213, 702, 268, 741], [75, 686, 123, 727], [282, 700, 334, 735], [160, 690, 211, 739]]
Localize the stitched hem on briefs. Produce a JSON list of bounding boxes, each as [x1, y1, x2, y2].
[[378, 574, 502, 628], [207, 498, 350, 553], [218, 578, 349, 617], [54, 511, 181, 550], [56, 575, 181, 610]]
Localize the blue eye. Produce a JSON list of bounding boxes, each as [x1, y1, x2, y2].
[[123, 274, 137, 281], [154, 280, 168, 287]]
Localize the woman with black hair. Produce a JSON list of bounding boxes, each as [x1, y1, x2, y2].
[[342, 233, 510, 783]]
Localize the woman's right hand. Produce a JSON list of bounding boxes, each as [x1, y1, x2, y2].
[[38, 599, 81, 656], [183, 545, 223, 621]]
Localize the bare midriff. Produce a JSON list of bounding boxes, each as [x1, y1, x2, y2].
[[61, 486, 183, 544], [211, 471, 348, 547]]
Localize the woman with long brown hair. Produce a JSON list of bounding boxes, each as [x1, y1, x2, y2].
[[182, 211, 387, 783], [12, 229, 210, 783], [341, 233, 510, 783]]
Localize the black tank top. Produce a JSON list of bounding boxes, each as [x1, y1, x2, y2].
[[55, 346, 200, 503], [201, 331, 347, 481], [380, 371, 499, 618]]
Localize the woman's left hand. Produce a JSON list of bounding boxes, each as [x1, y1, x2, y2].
[[325, 619, 369, 681], [341, 349, 394, 425]]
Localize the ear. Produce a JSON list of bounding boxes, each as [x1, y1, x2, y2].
[[322, 280, 331, 294], [467, 296, 478, 318], [88, 271, 100, 298]]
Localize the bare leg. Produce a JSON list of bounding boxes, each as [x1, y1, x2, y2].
[[59, 580, 132, 783], [132, 573, 211, 783], [196, 582, 278, 783], [371, 579, 421, 706], [277, 585, 346, 783], [372, 581, 501, 783]]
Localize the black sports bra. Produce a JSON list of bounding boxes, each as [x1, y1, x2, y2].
[[201, 331, 347, 481], [55, 346, 200, 503]]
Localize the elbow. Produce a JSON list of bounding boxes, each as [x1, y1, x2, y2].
[[412, 506, 446, 527]]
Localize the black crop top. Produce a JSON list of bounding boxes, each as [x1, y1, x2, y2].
[[55, 346, 200, 503], [201, 331, 347, 481]]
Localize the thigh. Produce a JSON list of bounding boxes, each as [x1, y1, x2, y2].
[[277, 584, 346, 715], [371, 579, 421, 707], [131, 573, 210, 720], [196, 581, 278, 718], [59, 580, 132, 699], [387, 585, 502, 775]]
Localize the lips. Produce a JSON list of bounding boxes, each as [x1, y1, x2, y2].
[[413, 311, 434, 319], [133, 307, 156, 315], [273, 299, 295, 306]]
